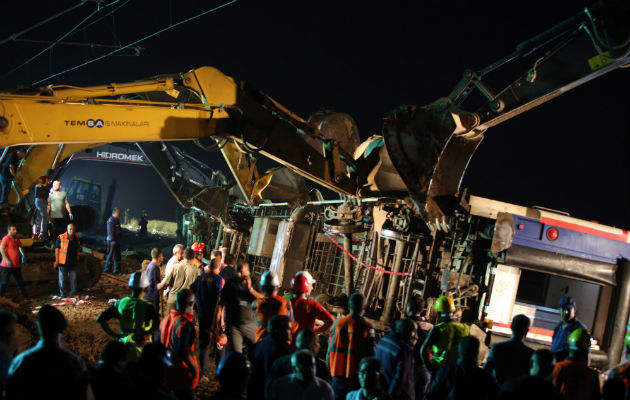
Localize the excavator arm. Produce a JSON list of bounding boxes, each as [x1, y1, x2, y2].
[[0, 66, 359, 209]]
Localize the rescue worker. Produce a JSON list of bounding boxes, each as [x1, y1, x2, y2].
[[426, 335, 498, 400], [406, 295, 433, 398], [190, 242, 206, 272], [484, 314, 534, 385], [553, 328, 600, 400], [53, 223, 81, 297], [104, 207, 122, 274], [0, 225, 31, 301], [96, 271, 160, 361], [0, 148, 25, 209], [375, 317, 417, 400], [190, 255, 224, 382], [551, 295, 587, 362], [159, 289, 199, 400], [158, 248, 201, 311], [253, 270, 293, 342], [604, 326, 630, 392], [327, 292, 377, 400], [289, 271, 334, 346], [420, 295, 470, 371], [47, 179, 73, 240]]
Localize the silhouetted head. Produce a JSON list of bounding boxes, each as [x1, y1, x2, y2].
[[458, 335, 480, 364], [37, 305, 67, 340], [406, 295, 425, 318], [291, 349, 316, 385], [349, 293, 364, 315], [268, 315, 291, 343], [511, 314, 531, 339], [176, 289, 194, 314], [358, 357, 383, 393], [530, 349, 554, 378], [394, 318, 418, 345], [0, 310, 17, 348], [100, 340, 129, 372], [216, 351, 249, 394], [296, 328, 320, 355]]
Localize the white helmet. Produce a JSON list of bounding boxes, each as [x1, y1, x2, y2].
[[128, 271, 150, 289], [296, 270, 316, 285], [260, 271, 280, 288]]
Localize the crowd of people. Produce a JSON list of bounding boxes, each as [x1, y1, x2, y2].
[[1, 230, 630, 399]]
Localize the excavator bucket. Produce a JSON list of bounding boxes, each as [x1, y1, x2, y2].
[[382, 98, 485, 229]]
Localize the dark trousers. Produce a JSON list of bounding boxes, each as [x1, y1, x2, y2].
[[226, 321, 256, 354], [0, 267, 29, 299], [332, 377, 359, 400], [198, 314, 214, 377], [104, 240, 121, 273], [0, 175, 12, 204], [50, 218, 67, 240]]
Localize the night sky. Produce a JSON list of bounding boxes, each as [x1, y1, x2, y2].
[[2, 1, 628, 227]]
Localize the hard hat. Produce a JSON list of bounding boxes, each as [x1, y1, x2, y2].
[[558, 295, 576, 309], [260, 271, 280, 288], [217, 332, 228, 347], [291, 273, 310, 293], [434, 295, 456, 314], [190, 242, 205, 253], [625, 326, 630, 348], [128, 271, 149, 289], [568, 328, 591, 350], [296, 270, 316, 285]]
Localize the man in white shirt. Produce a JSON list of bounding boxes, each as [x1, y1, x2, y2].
[[162, 244, 184, 302]]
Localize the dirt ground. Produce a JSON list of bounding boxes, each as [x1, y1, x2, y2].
[[3, 270, 219, 399]]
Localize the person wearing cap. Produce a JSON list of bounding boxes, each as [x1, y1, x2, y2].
[[420, 295, 470, 371], [97, 271, 160, 361], [289, 271, 333, 347], [553, 328, 600, 399], [5, 305, 93, 400], [253, 270, 293, 342], [551, 295, 587, 362], [53, 223, 81, 297]]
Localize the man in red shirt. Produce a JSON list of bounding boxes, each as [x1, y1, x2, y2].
[[0, 225, 30, 300], [290, 271, 333, 346]]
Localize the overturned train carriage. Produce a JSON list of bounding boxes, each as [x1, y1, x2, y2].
[[184, 191, 630, 370]]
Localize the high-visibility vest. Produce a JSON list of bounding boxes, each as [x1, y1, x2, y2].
[[328, 314, 374, 379], [254, 295, 292, 342], [57, 232, 80, 265], [431, 321, 470, 366], [160, 310, 199, 390]]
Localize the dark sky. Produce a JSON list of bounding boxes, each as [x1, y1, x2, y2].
[[1, 1, 628, 227]]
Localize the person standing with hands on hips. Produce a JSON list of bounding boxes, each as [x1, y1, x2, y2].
[[105, 208, 122, 274]]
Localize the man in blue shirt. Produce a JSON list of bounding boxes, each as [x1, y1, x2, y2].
[[190, 257, 224, 382], [144, 248, 164, 313], [105, 207, 122, 274], [375, 318, 416, 400], [551, 296, 586, 362]]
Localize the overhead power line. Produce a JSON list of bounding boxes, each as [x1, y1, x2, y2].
[[32, 0, 239, 86]]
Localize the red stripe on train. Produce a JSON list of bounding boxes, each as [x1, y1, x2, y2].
[[541, 216, 629, 243]]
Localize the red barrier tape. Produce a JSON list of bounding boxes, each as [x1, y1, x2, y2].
[[326, 234, 412, 277]]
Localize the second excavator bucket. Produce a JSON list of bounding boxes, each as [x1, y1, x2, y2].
[[382, 98, 485, 230]]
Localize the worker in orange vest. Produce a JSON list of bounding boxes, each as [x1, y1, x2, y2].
[[53, 223, 81, 297], [553, 328, 600, 400], [158, 288, 199, 400], [327, 292, 377, 400], [253, 271, 293, 342]]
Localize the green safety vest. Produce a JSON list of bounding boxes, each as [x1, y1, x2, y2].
[[431, 321, 470, 366]]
